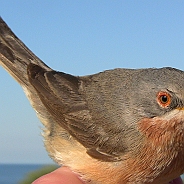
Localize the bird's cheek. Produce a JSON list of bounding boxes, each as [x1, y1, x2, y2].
[[137, 113, 184, 149], [135, 115, 184, 174]]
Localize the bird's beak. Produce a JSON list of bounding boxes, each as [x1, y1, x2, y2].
[[176, 107, 184, 111]]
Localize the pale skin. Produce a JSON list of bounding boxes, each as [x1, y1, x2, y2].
[[32, 167, 183, 184], [32, 167, 84, 184]]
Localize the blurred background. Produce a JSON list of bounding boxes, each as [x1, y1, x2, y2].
[[0, 1, 184, 183]]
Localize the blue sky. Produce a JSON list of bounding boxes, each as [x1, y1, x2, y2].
[[0, 1, 184, 164]]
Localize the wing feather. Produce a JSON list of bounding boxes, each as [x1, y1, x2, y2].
[[27, 63, 122, 161]]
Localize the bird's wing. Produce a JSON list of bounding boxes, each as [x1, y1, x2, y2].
[[0, 18, 123, 162], [27, 63, 123, 161]]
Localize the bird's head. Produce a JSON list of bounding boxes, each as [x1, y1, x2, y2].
[[129, 67, 184, 119], [123, 67, 184, 182]]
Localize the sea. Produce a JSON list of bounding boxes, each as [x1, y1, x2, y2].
[[0, 164, 49, 184]]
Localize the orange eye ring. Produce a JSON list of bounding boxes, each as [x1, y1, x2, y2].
[[157, 91, 171, 108]]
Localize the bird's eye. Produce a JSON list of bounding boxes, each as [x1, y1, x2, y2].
[[157, 91, 171, 108]]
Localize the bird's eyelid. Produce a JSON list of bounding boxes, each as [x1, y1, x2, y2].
[[160, 89, 184, 110], [156, 91, 172, 108]]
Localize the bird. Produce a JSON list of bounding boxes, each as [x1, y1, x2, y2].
[[0, 17, 184, 184]]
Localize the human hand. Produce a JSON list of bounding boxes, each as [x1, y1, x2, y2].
[[32, 167, 84, 184], [32, 166, 183, 184]]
